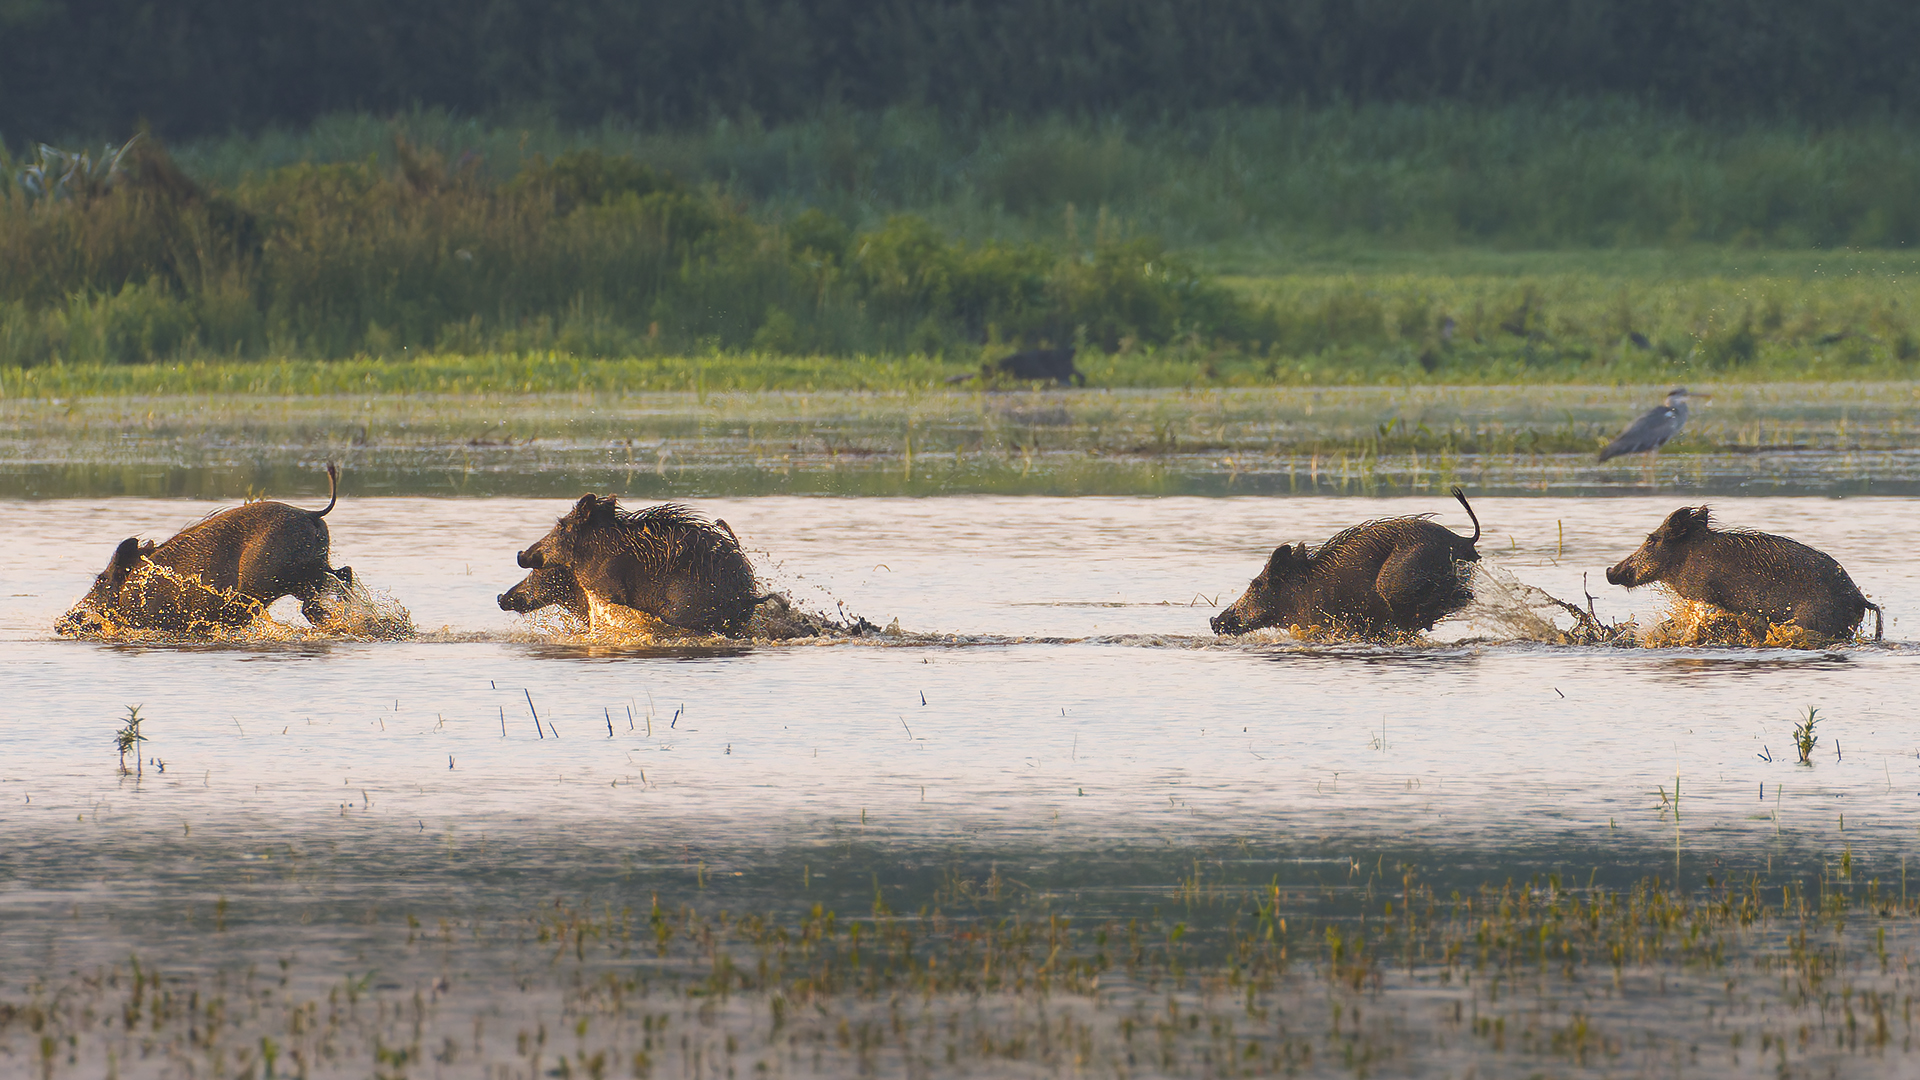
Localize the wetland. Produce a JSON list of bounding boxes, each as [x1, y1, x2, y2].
[[4, 384, 1919, 1078]]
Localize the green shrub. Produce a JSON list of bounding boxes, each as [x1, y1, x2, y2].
[[0, 138, 1271, 365]]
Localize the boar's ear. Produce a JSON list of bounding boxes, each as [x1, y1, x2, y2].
[[1265, 543, 1310, 579], [563, 494, 601, 523], [1655, 507, 1698, 539], [1663, 506, 1711, 538], [588, 495, 620, 526], [106, 537, 144, 585]]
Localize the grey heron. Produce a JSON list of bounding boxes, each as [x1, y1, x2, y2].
[[1597, 388, 1704, 462]]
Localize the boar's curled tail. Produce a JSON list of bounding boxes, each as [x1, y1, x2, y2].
[[312, 463, 339, 517], [1450, 486, 1481, 547]]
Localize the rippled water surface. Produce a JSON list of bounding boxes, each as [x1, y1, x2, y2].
[[5, 389, 1920, 1077]]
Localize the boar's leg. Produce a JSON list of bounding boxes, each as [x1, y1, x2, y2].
[[295, 569, 354, 629], [1782, 597, 1859, 645], [1731, 610, 1772, 645], [653, 580, 717, 634], [1375, 544, 1471, 628]]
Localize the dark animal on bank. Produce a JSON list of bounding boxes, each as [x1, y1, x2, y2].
[[946, 347, 1085, 387], [515, 497, 758, 635], [1605, 506, 1882, 643], [498, 565, 589, 622], [1211, 487, 1483, 637], [56, 464, 353, 635]]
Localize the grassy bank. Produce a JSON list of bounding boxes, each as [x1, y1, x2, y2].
[[9, 105, 1920, 380], [7, 253, 1920, 395]]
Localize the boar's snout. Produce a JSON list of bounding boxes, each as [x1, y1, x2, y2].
[[1210, 608, 1246, 635], [517, 549, 542, 569], [54, 606, 103, 636], [496, 592, 512, 611], [1604, 559, 1638, 587]]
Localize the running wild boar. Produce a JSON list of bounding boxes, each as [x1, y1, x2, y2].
[[1211, 487, 1482, 637], [57, 464, 352, 635], [499, 563, 884, 640], [515, 497, 757, 635], [1605, 506, 1882, 643]]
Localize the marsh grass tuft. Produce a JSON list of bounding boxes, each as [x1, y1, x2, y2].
[[1794, 706, 1822, 765], [113, 704, 145, 776]]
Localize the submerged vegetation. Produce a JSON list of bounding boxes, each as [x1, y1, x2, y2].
[[6, 864, 1917, 1077]]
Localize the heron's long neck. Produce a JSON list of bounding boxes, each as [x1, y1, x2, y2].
[[1669, 399, 1689, 423]]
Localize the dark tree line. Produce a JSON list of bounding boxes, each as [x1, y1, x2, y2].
[[5, 0, 1920, 140]]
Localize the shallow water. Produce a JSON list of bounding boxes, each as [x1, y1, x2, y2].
[[6, 417, 1920, 1075], [7, 493, 1915, 844], [7, 382, 1920, 498]]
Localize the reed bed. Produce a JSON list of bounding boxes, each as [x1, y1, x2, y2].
[[6, 867, 1915, 1077]]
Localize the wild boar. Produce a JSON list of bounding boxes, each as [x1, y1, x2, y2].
[[1211, 487, 1483, 637], [514, 497, 758, 635], [946, 347, 1085, 386], [1605, 506, 1882, 643], [498, 562, 887, 641], [992, 347, 1084, 386], [57, 464, 352, 635]]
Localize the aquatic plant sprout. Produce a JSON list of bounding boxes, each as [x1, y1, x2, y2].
[[1795, 706, 1822, 765], [113, 703, 145, 775]]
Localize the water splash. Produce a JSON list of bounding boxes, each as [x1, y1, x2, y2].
[[306, 575, 415, 640], [57, 563, 413, 642], [513, 590, 884, 646], [1457, 563, 1621, 645], [1635, 593, 1839, 648]]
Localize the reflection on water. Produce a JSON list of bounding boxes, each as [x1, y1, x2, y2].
[[4, 484, 1919, 1075]]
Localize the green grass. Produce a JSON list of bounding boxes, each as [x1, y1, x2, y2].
[[10, 104, 1920, 381], [9, 249, 1920, 398]]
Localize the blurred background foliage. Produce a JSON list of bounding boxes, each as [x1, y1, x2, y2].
[[7, 0, 1920, 137], [3, 2, 1920, 377], [0, 136, 1266, 366]]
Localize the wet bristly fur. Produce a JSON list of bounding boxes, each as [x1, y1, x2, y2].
[[516, 496, 759, 635], [1212, 488, 1483, 639], [1607, 505, 1881, 645], [56, 464, 351, 635]]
